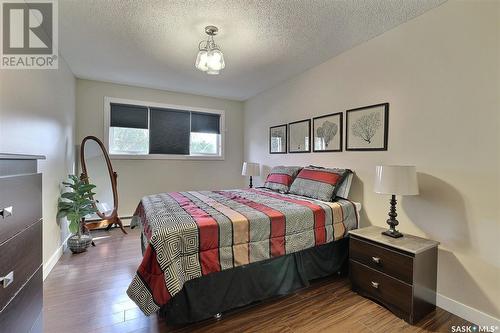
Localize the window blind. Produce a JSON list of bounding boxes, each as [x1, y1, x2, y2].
[[191, 112, 220, 134], [149, 108, 190, 155], [110, 103, 148, 129]]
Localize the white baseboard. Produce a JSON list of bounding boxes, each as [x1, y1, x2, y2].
[[437, 293, 500, 327], [43, 234, 70, 281]]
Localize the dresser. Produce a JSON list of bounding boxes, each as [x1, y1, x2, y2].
[[0, 154, 44, 333], [349, 226, 439, 324]]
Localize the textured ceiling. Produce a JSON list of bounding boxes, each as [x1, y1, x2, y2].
[[59, 0, 446, 101]]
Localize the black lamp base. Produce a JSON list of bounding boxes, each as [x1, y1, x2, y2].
[[382, 229, 403, 238], [381, 194, 404, 238]]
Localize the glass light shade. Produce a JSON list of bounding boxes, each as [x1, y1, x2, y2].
[[206, 69, 220, 75], [206, 49, 225, 71], [195, 50, 208, 71]]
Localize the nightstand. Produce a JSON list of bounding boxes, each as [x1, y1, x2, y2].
[[349, 226, 439, 324]]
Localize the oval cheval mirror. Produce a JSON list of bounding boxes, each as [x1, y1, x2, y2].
[[80, 136, 127, 234]]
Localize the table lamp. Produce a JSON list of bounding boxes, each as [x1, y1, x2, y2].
[[374, 165, 419, 238], [242, 162, 260, 188]]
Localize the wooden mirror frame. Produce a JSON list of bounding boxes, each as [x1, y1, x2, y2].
[[80, 136, 127, 234]]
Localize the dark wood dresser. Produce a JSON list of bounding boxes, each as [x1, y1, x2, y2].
[[349, 226, 439, 324], [0, 154, 44, 333]]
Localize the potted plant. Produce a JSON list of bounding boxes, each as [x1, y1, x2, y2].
[[57, 174, 97, 253]]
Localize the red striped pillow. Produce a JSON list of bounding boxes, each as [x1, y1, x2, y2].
[[266, 173, 294, 186], [289, 167, 349, 201], [295, 169, 342, 184], [264, 166, 302, 193]]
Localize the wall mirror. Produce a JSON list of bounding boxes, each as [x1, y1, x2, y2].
[[80, 136, 127, 234]]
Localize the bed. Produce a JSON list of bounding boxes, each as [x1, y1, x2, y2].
[[127, 187, 360, 324]]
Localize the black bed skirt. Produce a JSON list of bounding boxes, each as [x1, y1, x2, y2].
[[153, 237, 349, 325]]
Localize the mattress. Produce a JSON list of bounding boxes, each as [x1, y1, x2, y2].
[[127, 188, 360, 315]]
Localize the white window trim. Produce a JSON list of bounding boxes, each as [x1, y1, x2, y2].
[[104, 96, 225, 160]]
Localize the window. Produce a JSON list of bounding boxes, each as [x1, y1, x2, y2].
[[190, 133, 218, 154], [108, 103, 149, 155], [105, 98, 224, 159], [109, 127, 149, 155]]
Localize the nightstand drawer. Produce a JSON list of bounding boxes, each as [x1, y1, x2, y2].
[[350, 260, 412, 316], [350, 236, 413, 284]]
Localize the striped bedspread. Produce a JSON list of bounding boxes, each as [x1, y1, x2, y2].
[[127, 188, 359, 315]]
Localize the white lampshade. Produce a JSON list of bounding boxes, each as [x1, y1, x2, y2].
[[242, 162, 260, 177], [374, 165, 419, 195]]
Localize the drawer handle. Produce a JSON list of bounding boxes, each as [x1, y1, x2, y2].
[[0, 206, 13, 219], [372, 256, 381, 264], [0, 271, 14, 288], [371, 281, 379, 289]]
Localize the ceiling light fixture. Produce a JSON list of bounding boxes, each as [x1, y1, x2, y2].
[[195, 25, 225, 75]]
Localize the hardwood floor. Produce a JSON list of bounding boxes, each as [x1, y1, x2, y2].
[[44, 227, 470, 333]]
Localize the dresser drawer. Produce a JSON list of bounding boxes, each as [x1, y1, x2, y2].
[[0, 220, 42, 310], [0, 173, 42, 244], [0, 266, 43, 333], [350, 236, 413, 284], [350, 260, 412, 316]]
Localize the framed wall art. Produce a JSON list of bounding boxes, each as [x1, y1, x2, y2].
[[313, 112, 343, 152], [346, 103, 389, 151], [288, 119, 311, 153], [269, 124, 287, 154]]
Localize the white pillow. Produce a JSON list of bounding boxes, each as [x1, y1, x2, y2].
[[336, 172, 353, 199]]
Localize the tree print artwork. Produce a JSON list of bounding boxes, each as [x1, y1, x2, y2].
[[346, 103, 388, 151], [351, 112, 381, 144], [316, 120, 338, 148], [313, 112, 343, 152]]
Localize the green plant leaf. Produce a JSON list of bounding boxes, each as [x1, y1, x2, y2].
[[68, 221, 79, 234], [58, 201, 73, 209], [61, 192, 78, 200], [67, 211, 78, 221], [80, 184, 96, 191]]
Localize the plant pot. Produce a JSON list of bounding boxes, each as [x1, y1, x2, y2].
[[67, 234, 92, 253]]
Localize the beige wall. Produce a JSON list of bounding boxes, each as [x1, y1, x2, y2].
[[75, 79, 244, 217], [0, 60, 76, 268], [244, 0, 499, 323]]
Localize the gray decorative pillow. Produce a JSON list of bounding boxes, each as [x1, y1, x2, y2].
[[289, 167, 350, 201], [263, 166, 302, 193]]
